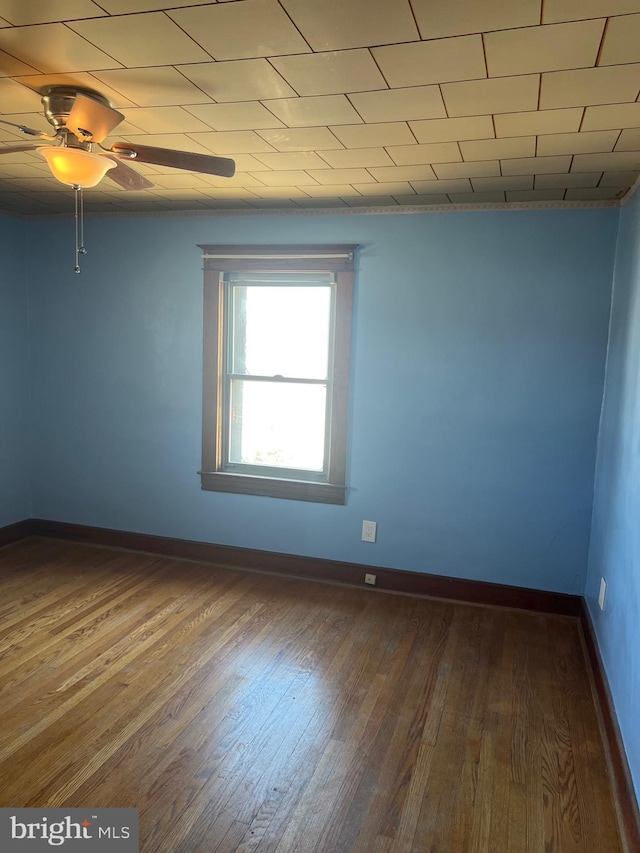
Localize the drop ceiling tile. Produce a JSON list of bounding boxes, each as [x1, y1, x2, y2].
[[297, 197, 349, 208], [543, 0, 640, 23], [410, 0, 541, 38], [367, 165, 437, 182], [398, 194, 451, 205], [410, 179, 472, 193], [540, 65, 640, 110], [484, 20, 603, 77], [307, 168, 375, 184], [0, 125, 25, 141], [316, 148, 394, 167], [442, 75, 539, 117], [168, 0, 310, 61], [409, 115, 494, 144], [0, 50, 38, 76], [582, 103, 640, 131], [252, 151, 328, 170], [0, 0, 107, 24], [183, 102, 285, 131], [254, 186, 316, 199], [197, 173, 266, 187], [264, 95, 362, 127], [494, 108, 582, 137], [601, 170, 640, 186], [346, 196, 400, 206], [91, 68, 213, 107], [258, 127, 343, 150], [213, 154, 262, 171], [537, 131, 619, 156], [386, 143, 461, 165], [471, 175, 534, 191], [121, 107, 214, 134], [0, 112, 53, 132], [0, 23, 122, 73], [434, 160, 501, 178], [599, 14, 640, 66], [329, 122, 415, 148], [352, 181, 415, 195], [247, 198, 304, 207], [0, 79, 43, 112], [149, 173, 214, 189], [565, 187, 623, 200], [69, 13, 212, 67], [0, 163, 50, 177], [201, 199, 255, 210], [615, 128, 640, 150], [501, 155, 571, 174], [460, 137, 535, 161], [189, 130, 277, 154], [278, 0, 419, 51], [179, 60, 297, 103], [148, 188, 214, 199], [507, 189, 565, 201], [15, 72, 137, 108], [248, 169, 318, 186], [115, 133, 215, 155], [299, 184, 361, 197], [348, 87, 446, 122], [197, 187, 261, 198], [269, 50, 385, 96], [371, 35, 485, 87], [535, 172, 601, 188], [571, 151, 640, 171], [448, 191, 506, 203]]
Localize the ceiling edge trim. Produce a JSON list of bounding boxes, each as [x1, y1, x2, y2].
[[620, 175, 640, 206], [19, 199, 621, 221]]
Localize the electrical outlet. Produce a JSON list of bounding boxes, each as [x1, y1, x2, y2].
[[598, 577, 607, 611], [365, 573, 376, 585], [362, 520, 377, 543]]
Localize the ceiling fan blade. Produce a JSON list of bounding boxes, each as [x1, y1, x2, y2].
[[0, 143, 41, 154], [67, 93, 124, 143], [103, 156, 155, 191], [110, 142, 236, 178], [0, 117, 53, 139]]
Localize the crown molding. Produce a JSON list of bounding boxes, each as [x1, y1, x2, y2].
[[18, 198, 621, 221]]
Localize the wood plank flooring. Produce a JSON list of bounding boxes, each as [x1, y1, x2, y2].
[[0, 538, 623, 853]]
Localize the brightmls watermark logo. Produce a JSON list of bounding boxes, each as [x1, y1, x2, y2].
[[0, 809, 138, 851]]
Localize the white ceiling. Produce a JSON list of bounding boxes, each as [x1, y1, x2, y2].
[[0, 0, 639, 215]]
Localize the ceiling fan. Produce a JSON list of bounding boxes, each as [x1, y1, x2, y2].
[[0, 86, 236, 271], [0, 86, 235, 190]]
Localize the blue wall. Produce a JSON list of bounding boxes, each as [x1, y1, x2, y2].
[[586, 193, 640, 802], [0, 214, 30, 526], [26, 208, 616, 594]]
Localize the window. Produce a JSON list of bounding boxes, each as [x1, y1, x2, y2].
[[199, 244, 356, 504]]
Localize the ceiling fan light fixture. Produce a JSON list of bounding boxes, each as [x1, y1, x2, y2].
[[37, 146, 116, 188]]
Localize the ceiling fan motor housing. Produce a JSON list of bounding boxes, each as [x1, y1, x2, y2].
[[41, 86, 110, 134]]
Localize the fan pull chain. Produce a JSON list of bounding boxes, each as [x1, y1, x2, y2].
[[73, 185, 87, 274]]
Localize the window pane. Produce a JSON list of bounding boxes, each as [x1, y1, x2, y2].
[[230, 282, 331, 380], [228, 380, 327, 472]]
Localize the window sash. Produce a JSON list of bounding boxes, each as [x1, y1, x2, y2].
[[220, 274, 336, 482]]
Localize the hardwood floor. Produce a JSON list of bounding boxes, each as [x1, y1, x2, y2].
[[0, 538, 623, 853]]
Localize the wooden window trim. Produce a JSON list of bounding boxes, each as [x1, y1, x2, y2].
[[199, 245, 356, 504]]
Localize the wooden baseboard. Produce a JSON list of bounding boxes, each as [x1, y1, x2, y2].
[[0, 518, 33, 548], [27, 518, 581, 616], [580, 601, 640, 853]]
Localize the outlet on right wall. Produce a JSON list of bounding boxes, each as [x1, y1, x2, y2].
[[587, 196, 640, 806]]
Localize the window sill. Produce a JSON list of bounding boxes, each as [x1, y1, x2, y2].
[[200, 471, 346, 504]]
